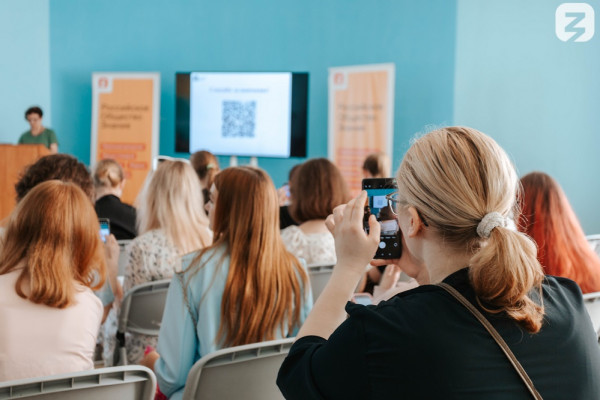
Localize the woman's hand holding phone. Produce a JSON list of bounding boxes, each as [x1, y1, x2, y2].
[[104, 234, 123, 301], [326, 191, 381, 276]]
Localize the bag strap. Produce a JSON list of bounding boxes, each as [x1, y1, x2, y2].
[[177, 272, 198, 327], [438, 282, 543, 400]]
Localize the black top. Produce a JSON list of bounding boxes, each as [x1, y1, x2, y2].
[[277, 268, 600, 399], [94, 194, 137, 240], [280, 205, 298, 230]]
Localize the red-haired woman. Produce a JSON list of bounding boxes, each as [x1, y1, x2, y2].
[[519, 171, 600, 293], [0, 181, 107, 381], [141, 166, 312, 399]]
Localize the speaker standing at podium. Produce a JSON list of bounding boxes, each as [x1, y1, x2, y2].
[[18, 106, 58, 154]]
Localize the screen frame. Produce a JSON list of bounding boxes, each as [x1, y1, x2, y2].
[[175, 71, 308, 158]]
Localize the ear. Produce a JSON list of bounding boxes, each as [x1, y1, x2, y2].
[[406, 206, 426, 238]]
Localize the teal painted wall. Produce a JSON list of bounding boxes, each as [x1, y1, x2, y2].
[[454, 0, 600, 233], [0, 0, 51, 144], [48, 0, 457, 185]]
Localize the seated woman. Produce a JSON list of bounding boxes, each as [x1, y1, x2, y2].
[[93, 159, 137, 240], [141, 166, 312, 400], [281, 158, 350, 266], [0, 181, 106, 381], [277, 127, 600, 398], [519, 171, 600, 293], [190, 150, 220, 211], [103, 160, 212, 365]]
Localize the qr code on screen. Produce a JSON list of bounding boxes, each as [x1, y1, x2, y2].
[[222, 100, 256, 138]]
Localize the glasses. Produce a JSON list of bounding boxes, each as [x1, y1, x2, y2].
[[385, 191, 429, 227]]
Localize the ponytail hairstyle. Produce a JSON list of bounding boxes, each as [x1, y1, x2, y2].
[[190, 150, 220, 189], [519, 172, 600, 293], [0, 181, 106, 308], [188, 166, 308, 347], [363, 152, 391, 178], [93, 159, 124, 189], [397, 126, 545, 333]]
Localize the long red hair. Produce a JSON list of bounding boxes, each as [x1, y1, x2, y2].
[[0, 180, 106, 308], [519, 172, 600, 293], [188, 166, 308, 347]]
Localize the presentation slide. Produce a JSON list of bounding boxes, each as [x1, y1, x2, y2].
[[189, 72, 292, 157]]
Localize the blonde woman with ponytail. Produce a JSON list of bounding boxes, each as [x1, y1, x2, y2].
[[93, 159, 137, 240], [278, 127, 600, 399]]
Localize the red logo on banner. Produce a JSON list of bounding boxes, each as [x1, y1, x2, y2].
[[98, 77, 109, 88], [334, 73, 345, 85]]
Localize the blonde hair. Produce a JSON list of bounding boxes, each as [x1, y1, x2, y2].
[[93, 159, 124, 189], [397, 126, 544, 333], [363, 152, 391, 178], [137, 160, 210, 254], [0, 181, 106, 308]]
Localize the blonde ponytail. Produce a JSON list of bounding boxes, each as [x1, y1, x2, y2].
[[93, 159, 124, 189], [397, 126, 546, 333], [469, 226, 544, 333]]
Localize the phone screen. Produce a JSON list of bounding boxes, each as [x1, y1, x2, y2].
[[99, 219, 110, 243], [362, 178, 401, 259], [352, 293, 373, 306]]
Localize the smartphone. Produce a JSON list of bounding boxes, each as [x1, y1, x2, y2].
[[99, 218, 110, 243], [352, 293, 373, 306], [362, 178, 402, 259]]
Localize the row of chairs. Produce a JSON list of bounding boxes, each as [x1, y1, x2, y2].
[[0, 338, 294, 400]]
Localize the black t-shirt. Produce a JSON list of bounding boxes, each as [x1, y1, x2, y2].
[[277, 268, 600, 399], [94, 194, 137, 240]]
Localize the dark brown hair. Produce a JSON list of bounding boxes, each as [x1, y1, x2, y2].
[[15, 154, 94, 202], [25, 106, 43, 119], [289, 158, 350, 223], [190, 150, 220, 187]]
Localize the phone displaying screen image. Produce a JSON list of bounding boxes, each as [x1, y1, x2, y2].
[[99, 218, 110, 243], [352, 293, 373, 306], [362, 178, 402, 259]]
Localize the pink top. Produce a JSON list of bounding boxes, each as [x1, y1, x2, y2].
[[0, 268, 103, 382]]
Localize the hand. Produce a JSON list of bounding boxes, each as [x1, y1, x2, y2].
[[104, 234, 123, 301], [140, 350, 160, 371], [329, 191, 380, 275]]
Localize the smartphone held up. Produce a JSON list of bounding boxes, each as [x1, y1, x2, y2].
[[362, 178, 402, 259], [99, 218, 110, 243]]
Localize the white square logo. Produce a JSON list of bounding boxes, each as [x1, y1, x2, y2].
[[556, 3, 595, 42]]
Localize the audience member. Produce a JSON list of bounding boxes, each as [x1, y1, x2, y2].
[[190, 150, 220, 209], [18, 106, 59, 153], [279, 163, 301, 229], [0, 181, 106, 381], [141, 166, 312, 399], [519, 171, 600, 293], [281, 158, 350, 265], [362, 151, 391, 179], [15, 154, 94, 202], [278, 127, 600, 398], [93, 159, 137, 240], [103, 160, 212, 365]]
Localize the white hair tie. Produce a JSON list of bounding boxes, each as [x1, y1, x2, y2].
[[476, 212, 506, 239]]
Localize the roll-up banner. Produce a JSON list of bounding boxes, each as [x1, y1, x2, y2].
[[91, 73, 160, 204], [328, 63, 395, 194]]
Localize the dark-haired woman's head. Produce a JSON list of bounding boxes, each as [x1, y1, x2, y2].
[[289, 158, 350, 223]]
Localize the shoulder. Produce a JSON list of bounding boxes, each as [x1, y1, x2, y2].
[[74, 285, 103, 316], [181, 245, 228, 273], [281, 225, 302, 239]]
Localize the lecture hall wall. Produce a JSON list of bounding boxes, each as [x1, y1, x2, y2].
[[2, 0, 600, 233]]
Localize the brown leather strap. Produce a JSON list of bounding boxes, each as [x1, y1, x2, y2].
[[438, 282, 543, 400]]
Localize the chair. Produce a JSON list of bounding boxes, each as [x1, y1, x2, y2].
[[114, 279, 171, 365], [117, 239, 132, 276], [0, 366, 156, 400], [307, 264, 334, 302], [586, 234, 600, 258], [583, 291, 600, 338], [182, 338, 294, 400]]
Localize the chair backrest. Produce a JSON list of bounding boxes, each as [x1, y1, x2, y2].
[[0, 366, 156, 400], [583, 291, 600, 336], [117, 279, 171, 336], [587, 234, 600, 258], [307, 264, 334, 302], [117, 240, 132, 276], [182, 338, 294, 400]]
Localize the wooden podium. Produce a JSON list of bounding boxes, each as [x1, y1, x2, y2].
[[0, 144, 50, 221]]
